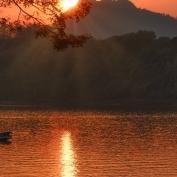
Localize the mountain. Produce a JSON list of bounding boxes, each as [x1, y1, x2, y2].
[[68, 0, 177, 38]]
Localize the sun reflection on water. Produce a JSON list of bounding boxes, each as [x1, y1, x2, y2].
[[61, 131, 77, 177]]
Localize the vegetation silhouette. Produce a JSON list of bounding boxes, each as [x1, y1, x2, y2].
[[0, 0, 92, 50], [0, 30, 177, 108]]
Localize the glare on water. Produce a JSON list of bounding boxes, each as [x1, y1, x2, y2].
[[61, 131, 77, 177], [0, 110, 177, 177]]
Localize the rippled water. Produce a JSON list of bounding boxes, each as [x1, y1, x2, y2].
[[0, 109, 177, 177]]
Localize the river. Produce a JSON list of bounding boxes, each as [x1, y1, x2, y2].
[[0, 109, 176, 177]]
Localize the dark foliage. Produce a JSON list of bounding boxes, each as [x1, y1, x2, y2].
[[0, 0, 92, 50], [0, 30, 177, 106]]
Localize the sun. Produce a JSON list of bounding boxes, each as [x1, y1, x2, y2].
[[60, 0, 79, 12]]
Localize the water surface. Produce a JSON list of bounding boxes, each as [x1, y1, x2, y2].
[[0, 110, 177, 177]]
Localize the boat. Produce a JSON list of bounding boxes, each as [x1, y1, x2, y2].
[[0, 132, 12, 141]]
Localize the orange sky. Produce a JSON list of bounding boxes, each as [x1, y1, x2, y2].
[[1, 0, 177, 19], [131, 0, 177, 17]]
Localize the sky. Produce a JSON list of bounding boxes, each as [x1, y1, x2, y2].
[[1, 0, 177, 19], [131, 0, 177, 17]]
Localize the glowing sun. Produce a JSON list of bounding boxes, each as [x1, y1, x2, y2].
[[60, 0, 79, 12]]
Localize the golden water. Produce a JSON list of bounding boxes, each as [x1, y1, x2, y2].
[[0, 110, 176, 177]]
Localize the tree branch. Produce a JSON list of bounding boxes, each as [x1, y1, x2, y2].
[[12, 0, 46, 25]]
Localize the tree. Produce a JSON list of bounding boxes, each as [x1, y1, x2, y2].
[[0, 0, 92, 49]]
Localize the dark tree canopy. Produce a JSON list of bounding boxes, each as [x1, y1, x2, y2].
[[1, 30, 177, 107], [0, 0, 92, 49]]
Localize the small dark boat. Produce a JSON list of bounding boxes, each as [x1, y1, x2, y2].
[[0, 132, 12, 141]]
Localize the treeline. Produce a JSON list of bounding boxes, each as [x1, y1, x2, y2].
[[0, 30, 177, 106]]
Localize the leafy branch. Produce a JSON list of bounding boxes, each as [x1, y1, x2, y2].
[[0, 0, 92, 50]]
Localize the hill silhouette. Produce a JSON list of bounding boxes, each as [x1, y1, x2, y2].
[[68, 0, 177, 38]]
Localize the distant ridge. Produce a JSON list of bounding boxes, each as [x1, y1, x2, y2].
[[110, 0, 136, 9], [68, 0, 177, 38]]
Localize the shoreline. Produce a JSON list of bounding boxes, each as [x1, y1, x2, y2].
[[0, 101, 176, 113]]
